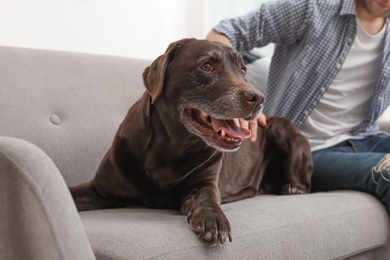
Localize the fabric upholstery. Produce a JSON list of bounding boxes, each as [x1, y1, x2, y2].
[[0, 136, 95, 260], [0, 46, 150, 186], [80, 191, 389, 260], [245, 55, 271, 94]]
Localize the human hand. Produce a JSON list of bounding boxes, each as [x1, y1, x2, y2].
[[234, 113, 267, 142]]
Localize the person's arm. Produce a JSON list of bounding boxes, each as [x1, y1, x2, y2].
[[206, 0, 312, 52], [206, 30, 233, 47]]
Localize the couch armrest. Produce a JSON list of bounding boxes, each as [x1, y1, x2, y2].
[[0, 137, 95, 260]]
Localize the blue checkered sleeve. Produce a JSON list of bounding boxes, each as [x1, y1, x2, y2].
[[214, 0, 313, 51]]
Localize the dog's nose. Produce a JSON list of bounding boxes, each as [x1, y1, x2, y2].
[[244, 90, 264, 106]]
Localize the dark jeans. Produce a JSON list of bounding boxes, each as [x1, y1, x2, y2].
[[312, 134, 390, 214]]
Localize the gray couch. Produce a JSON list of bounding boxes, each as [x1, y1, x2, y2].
[[1, 45, 390, 260]]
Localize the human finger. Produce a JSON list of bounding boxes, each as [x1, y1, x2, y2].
[[257, 113, 267, 127], [249, 120, 258, 142]]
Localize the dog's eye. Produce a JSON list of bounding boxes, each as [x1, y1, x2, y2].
[[201, 63, 213, 72]]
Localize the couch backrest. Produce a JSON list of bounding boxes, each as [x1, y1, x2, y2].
[[0, 46, 151, 185]]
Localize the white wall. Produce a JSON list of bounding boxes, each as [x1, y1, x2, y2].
[[0, 0, 263, 60]]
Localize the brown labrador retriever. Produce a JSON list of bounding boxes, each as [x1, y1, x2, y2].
[[69, 38, 312, 245]]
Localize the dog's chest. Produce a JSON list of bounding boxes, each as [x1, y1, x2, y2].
[[218, 143, 266, 201], [143, 149, 223, 194]]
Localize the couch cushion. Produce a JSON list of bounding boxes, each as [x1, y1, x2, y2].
[[0, 46, 150, 185], [80, 191, 389, 260]]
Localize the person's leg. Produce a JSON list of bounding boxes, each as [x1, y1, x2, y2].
[[350, 135, 390, 214], [311, 136, 390, 214], [349, 134, 390, 153], [311, 141, 385, 191]]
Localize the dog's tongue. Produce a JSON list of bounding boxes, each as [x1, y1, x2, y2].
[[211, 118, 252, 140]]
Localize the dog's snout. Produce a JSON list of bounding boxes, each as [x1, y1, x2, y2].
[[244, 90, 264, 106]]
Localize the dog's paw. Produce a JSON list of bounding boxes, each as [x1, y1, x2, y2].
[[187, 207, 232, 245], [281, 183, 309, 195]]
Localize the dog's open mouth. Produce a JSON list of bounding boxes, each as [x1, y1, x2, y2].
[[185, 108, 252, 150]]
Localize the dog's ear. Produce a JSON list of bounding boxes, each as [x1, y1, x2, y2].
[[142, 38, 194, 104]]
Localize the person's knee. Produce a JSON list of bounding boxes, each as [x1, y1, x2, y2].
[[372, 154, 390, 183]]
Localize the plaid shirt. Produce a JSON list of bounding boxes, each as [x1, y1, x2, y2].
[[214, 0, 390, 136]]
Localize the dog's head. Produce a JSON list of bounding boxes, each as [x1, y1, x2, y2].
[[143, 38, 264, 152]]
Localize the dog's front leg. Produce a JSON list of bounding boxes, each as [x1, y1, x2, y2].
[[181, 183, 232, 245]]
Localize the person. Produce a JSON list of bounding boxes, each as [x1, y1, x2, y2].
[[206, 0, 390, 214]]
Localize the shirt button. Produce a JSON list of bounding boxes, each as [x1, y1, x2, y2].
[[320, 87, 326, 92], [336, 63, 341, 69], [348, 38, 353, 44], [304, 110, 309, 115]]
